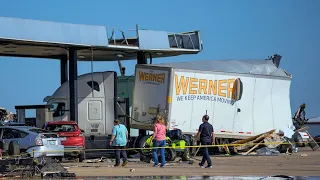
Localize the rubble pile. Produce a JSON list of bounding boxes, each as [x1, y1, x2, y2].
[[0, 156, 75, 178], [0, 107, 16, 121], [36, 157, 76, 178], [228, 128, 319, 156]]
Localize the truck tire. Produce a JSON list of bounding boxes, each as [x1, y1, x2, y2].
[[56, 157, 63, 162], [293, 132, 305, 147], [0, 141, 3, 150], [140, 154, 152, 163], [79, 151, 86, 162], [163, 148, 176, 162], [8, 141, 20, 156], [138, 135, 152, 156], [181, 149, 190, 161]]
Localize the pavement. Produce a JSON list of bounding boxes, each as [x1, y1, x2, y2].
[[62, 147, 320, 177]]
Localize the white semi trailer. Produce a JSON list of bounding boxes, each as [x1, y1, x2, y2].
[[43, 55, 306, 157], [131, 58, 309, 148]]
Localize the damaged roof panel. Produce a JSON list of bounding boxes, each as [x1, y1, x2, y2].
[[153, 58, 290, 78]]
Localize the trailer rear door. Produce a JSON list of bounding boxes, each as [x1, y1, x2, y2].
[[131, 65, 170, 130]]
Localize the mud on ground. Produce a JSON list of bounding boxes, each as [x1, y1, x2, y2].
[[62, 148, 320, 177]]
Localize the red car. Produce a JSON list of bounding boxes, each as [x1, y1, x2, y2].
[[43, 121, 85, 162]]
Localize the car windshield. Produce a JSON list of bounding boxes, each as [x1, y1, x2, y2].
[[46, 124, 77, 132]]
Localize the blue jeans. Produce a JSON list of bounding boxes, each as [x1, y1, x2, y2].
[[200, 142, 212, 166], [114, 146, 127, 165], [152, 140, 166, 166]]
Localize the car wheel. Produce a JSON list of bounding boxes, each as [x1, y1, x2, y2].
[[8, 141, 20, 156], [79, 151, 86, 162]]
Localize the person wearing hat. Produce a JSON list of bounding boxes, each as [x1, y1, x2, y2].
[[194, 114, 215, 168]]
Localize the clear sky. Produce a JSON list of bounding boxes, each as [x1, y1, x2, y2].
[[0, 0, 319, 118]]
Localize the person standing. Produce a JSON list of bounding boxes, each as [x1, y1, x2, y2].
[[194, 115, 215, 168], [109, 119, 129, 167], [293, 103, 308, 130], [151, 115, 167, 167]]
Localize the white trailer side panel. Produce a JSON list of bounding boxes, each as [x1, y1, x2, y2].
[[232, 77, 255, 135], [131, 66, 170, 130], [252, 78, 274, 134], [170, 71, 241, 135], [170, 70, 292, 138], [271, 79, 292, 131]]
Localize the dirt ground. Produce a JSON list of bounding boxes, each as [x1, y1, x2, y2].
[[63, 148, 320, 177]]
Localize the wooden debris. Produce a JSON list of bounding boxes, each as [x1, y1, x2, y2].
[[243, 140, 264, 155], [305, 130, 320, 151], [232, 129, 275, 145], [232, 129, 275, 153], [223, 145, 231, 155], [264, 133, 283, 149]]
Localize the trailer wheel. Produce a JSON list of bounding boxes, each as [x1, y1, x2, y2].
[[293, 132, 305, 147], [8, 141, 20, 156], [217, 139, 230, 153]]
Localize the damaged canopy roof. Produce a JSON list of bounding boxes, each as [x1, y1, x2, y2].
[[154, 56, 290, 78]]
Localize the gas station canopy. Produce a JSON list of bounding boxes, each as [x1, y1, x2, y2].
[[0, 16, 203, 124], [0, 16, 203, 61]]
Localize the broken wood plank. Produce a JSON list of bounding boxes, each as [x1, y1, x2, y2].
[[305, 130, 320, 151], [243, 140, 264, 155], [234, 130, 275, 152], [232, 129, 275, 145], [223, 145, 231, 155]]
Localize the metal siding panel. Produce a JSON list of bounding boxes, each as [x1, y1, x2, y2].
[[272, 79, 293, 133], [253, 78, 274, 134], [233, 77, 255, 135], [0, 17, 108, 46], [138, 30, 170, 50]]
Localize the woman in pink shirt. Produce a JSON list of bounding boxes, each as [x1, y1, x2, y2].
[[151, 115, 167, 167]]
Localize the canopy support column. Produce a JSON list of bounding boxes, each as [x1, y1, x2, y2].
[[69, 48, 78, 123]]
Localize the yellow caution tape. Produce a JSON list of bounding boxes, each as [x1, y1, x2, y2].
[[0, 141, 318, 159]]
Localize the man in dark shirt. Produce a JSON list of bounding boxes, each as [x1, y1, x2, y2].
[[194, 115, 215, 168]]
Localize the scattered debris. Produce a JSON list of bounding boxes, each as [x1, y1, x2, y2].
[[300, 154, 308, 157], [256, 147, 280, 156], [230, 129, 307, 156], [83, 157, 104, 163], [130, 168, 135, 172], [0, 107, 16, 121], [232, 129, 276, 154], [0, 156, 75, 178], [264, 133, 283, 149]]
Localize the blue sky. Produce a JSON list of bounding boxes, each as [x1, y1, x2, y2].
[[0, 0, 319, 118]]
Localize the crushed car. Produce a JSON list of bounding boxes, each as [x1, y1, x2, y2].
[[0, 126, 64, 160]]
